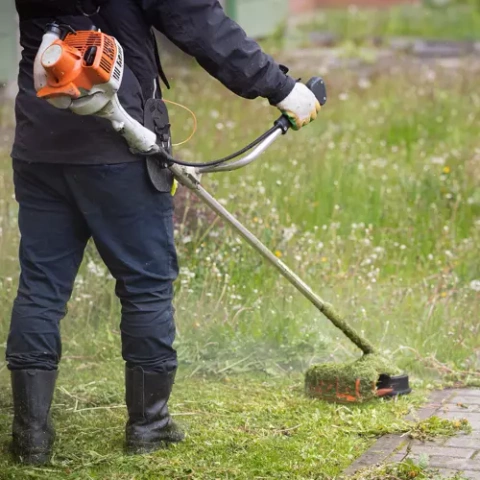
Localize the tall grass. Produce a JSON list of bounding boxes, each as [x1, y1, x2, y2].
[[305, 3, 480, 41], [1, 63, 478, 382], [0, 46, 479, 480]]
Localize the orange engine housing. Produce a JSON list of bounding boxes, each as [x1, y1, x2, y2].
[[37, 31, 121, 100]]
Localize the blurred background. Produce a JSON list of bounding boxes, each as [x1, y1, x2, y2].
[[1, 0, 479, 389]]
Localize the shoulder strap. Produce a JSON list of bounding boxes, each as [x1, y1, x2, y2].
[[16, 0, 108, 20], [151, 30, 171, 91]]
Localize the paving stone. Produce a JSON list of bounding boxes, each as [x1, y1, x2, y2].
[[388, 37, 415, 52], [342, 389, 480, 477], [460, 472, 480, 480], [426, 456, 480, 471], [429, 390, 458, 403], [435, 469, 465, 478], [441, 412, 480, 430], [458, 390, 480, 398], [412, 40, 475, 58], [445, 433, 480, 449], [407, 445, 476, 459], [396, 441, 477, 459], [388, 453, 407, 463], [452, 390, 480, 399], [452, 395, 480, 406], [434, 470, 480, 480], [342, 452, 389, 475], [369, 434, 406, 453], [405, 407, 439, 422], [397, 439, 442, 454], [441, 403, 480, 413]]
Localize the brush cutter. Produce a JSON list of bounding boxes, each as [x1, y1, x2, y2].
[[34, 23, 411, 403]]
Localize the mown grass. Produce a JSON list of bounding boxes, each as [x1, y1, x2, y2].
[[350, 459, 468, 480], [0, 363, 429, 480], [0, 48, 479, 478], [303, 3, 480, 42]]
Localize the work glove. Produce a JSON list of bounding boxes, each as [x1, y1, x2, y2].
[[275, 83, 321, 131]]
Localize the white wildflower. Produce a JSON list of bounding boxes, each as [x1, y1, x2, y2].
[[179, 267, 195, 279], [430, 156, 446, 166], [372, 158, 388, 168], [469, 280, 480, 292], [358, 78, 371, 90], [87, 260, 105, 278], [282, 225, 298, 242], [425, 70, 436, 82]]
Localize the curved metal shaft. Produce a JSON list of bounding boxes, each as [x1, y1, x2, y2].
[[170, 163, 377, 355], [197, 128, 283, 174]]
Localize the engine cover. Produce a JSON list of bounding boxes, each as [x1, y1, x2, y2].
[[37, 30, 124, 101]]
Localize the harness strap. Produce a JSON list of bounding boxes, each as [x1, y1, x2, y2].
[[16, 0, 170, 93], [16, 0, 107, 20]]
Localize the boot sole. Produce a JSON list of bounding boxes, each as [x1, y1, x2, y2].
[[13, 451, 52, 466], [11, 442, 52, 466], [125, 437, 184, 455]]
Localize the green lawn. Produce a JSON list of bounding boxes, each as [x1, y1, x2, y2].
[[0, 44, 479, 478], [0, 364, 428, 480], [303, 3, 480, 42]]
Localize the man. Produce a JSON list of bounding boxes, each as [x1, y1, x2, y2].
[[9, 0, 320, 465]]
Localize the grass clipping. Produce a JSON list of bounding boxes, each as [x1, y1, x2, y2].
[[305, 354, 401, 403], [348, 459, 467, 480]]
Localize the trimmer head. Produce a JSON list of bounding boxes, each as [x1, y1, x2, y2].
[[304, 354, 411, 404], [376, 373, 412, 399]]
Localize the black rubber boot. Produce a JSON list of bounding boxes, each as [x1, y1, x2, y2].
[[11, 369, 57, 465], [125, 366, 185, 454]]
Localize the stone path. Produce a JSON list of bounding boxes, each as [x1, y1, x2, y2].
[[343, 389, 480, 479]]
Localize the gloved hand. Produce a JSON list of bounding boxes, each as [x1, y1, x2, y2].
[[275, 82, 321, 131]]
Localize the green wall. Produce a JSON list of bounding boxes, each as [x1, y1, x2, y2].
[[226, 0, 289, 38], [0, 2, 18, 84]]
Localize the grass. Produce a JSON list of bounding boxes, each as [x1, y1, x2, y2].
[[0, 39, 479, 478], [350, 460, 468, 480], [0, 365, 420, 479], [302, 3, 480, 43], [0, 363, 470, 480]]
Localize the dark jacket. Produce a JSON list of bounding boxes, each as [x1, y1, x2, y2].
[[12, 0, 295, 164]]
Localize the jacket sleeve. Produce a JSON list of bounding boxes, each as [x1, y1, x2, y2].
[[139, 0, 296, 105]]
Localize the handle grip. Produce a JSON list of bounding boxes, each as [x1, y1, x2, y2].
[[307, 76, 327, 106], [275, 76, 327, 133]]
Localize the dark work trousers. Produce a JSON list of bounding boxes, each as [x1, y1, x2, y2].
[[6, 159, 179, 373]]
